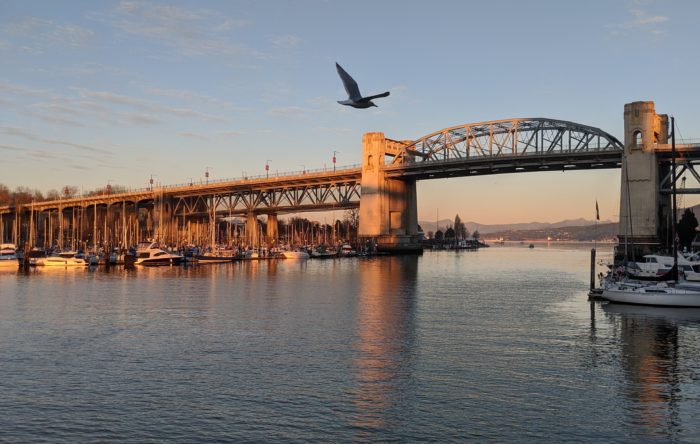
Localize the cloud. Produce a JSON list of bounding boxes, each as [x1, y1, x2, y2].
[[76, 88, 226, 122], [0, 126, 113, 155], [25, 110, 86, 127], [92, 1, 260, 60], [214, 18, 249, 32], [5, 17, 95, 50], [0, 144, 24, 152], [218, 130, 243, 137], [125, 113, 162, 126], [178, 131, 209, 141], [609, 9, 669, 36], [0, 79, 49, 97], [269, 35, 301, 48], [268, 106, 310, 118], [144, 86, 233, 108]]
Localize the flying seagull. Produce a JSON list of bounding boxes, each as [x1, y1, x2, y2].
[[336, 62, 390, 108]]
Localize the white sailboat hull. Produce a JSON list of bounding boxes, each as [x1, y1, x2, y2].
[[602, 283, 700, 307]]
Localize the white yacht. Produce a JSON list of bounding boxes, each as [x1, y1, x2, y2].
[[134, 242, 183, 266], [42, 251, 87, 267], [0, 244, 18, 268]]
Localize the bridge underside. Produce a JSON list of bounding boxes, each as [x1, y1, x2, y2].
[[384, 151, 622, 180]]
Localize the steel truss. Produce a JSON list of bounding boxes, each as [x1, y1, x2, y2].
[[660, 159, 700, 195], [389, 118, 624, 165], [172, 181, 361, 217]]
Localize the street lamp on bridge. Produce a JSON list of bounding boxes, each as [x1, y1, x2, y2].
[[205, 167, 212, 184], [300, 164, 306, 175], [265, 160, 271, 179], [149, 174, 157, 191], [333, 150, 339, 172]]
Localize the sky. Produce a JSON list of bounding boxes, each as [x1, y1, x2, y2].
[[1, 0, 699, 224]]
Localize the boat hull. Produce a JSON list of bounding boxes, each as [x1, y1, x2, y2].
[[602, 286, 700, 307], [0, 258, 18, 267], [283, 251, 309, 259], [42, 258, 87, 267], [194, 255, 234, 264], [135, 257, 184, 266]]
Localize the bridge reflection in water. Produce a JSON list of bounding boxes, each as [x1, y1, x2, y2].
[[351, 256, 418, 436]]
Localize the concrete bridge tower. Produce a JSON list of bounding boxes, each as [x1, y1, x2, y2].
[[618, 101, 669, 257], [358, 132, 422, 253]]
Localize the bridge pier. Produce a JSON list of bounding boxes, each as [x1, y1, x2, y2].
[[618, 101, 670, 259], [246, 212, 259, 247], [266, 213, 278, 246], [358, 132, 422, 254]]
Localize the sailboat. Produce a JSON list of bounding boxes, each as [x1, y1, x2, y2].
[[602, 117, 700, 307]]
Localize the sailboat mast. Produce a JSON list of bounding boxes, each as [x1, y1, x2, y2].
[[671, 116, 678, 282]]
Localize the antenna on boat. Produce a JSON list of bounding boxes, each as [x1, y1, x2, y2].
[[671, 116, 678, 283]]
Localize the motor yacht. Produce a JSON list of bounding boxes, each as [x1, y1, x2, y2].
[[134, 242, 183, 266], [42, 251, 87, 267]]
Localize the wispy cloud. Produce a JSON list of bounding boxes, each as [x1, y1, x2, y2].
[[609, 9, 669, 36], [125, 113, 162, 126], [269, 34, 301, 48], [0, 144, 24, 152], [91, 1, 260, 60], [0, 79, 48, 97], [218, 130, 243, 137], [0, 126, 113, 155], [268, 106, 311, 118], [178, 131, 209, 141], [76, 88, 226, 122], [144, 86, 234, 108], [5, 17, 95, 51]]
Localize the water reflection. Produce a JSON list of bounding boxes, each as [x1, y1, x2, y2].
[[603, 303, 700, 440], [351, 256, 418, 437]]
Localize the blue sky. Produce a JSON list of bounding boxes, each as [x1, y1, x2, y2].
[[1, 0, 698, 223]]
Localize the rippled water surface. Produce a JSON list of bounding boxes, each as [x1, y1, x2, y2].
[[2, 245, 700, 442]]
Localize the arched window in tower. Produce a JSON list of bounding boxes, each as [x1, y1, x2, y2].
[[633, 130, 642, 147]]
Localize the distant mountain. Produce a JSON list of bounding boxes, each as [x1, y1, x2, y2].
[[419, 217, 615, 235], [485, 222, 618, 242]]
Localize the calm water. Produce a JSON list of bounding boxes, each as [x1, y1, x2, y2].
[[1, 245, 700, 442]]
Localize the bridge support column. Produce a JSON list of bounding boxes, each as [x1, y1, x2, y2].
[[618, 101, 669, 259], [266, 213, 278, 246], [246, 212, 259, 247], [358, 132, 422, 254]]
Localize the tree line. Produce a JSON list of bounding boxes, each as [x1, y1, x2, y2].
[[426, 214, 480, 242], [0, 183, 129, 206]]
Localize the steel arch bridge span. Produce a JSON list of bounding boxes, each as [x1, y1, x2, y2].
[[384, 118, 624, 178]]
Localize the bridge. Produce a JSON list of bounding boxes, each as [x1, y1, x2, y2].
[[1, 101, 698, 252]]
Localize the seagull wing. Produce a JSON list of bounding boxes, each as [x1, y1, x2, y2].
[[336, 63, 362, 101], [359, 91, 390, 102]]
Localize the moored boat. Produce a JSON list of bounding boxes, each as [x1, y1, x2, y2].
[[311, 246, 338, 259], [43, 251, 87, 267], [601, 281, 700, 307], [0, 243, 18, 268], [134, 242, 183, 266], [283, 249, 310, 259]]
